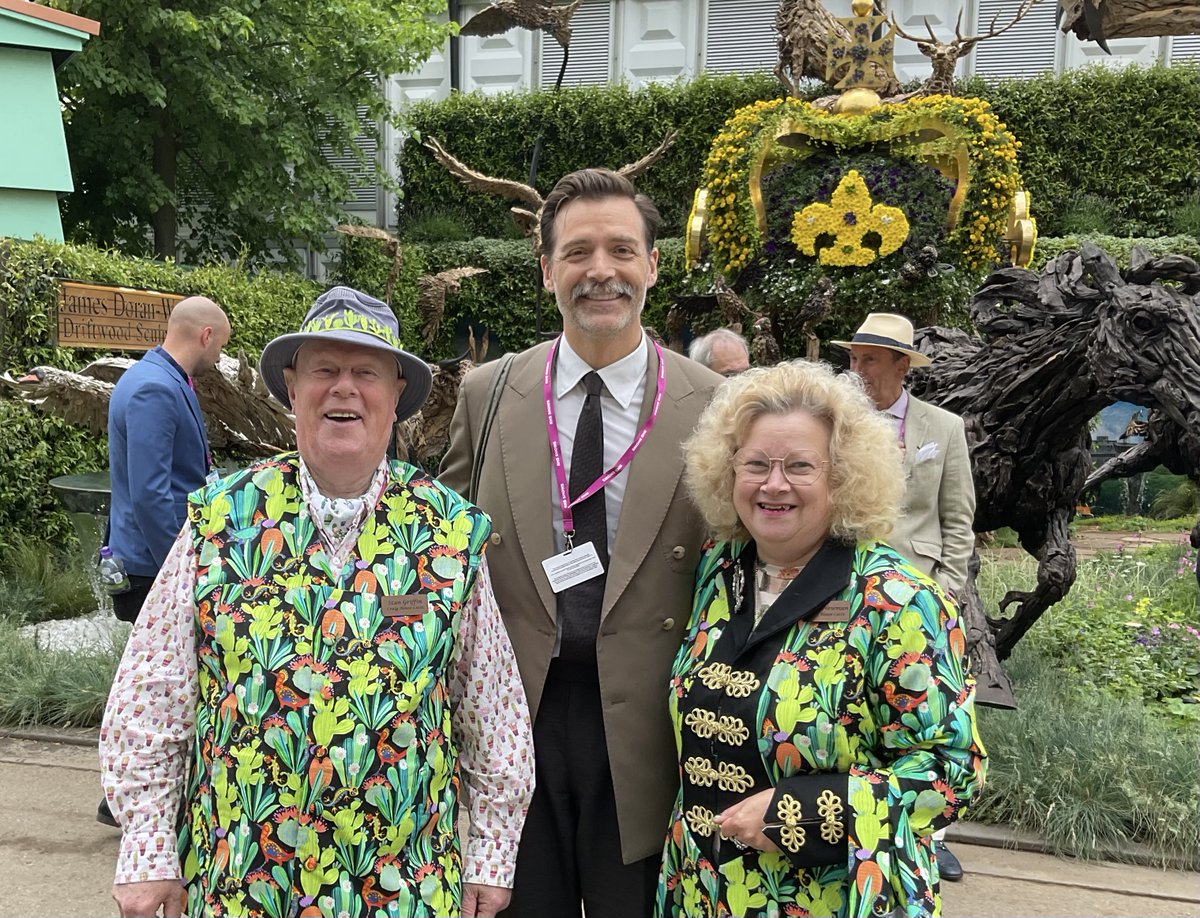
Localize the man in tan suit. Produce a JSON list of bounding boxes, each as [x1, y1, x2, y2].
[[834, 312, 976, 882], [442, 168, 721, 918]]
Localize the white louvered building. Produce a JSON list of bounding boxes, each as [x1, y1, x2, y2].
[[310, 0, 1198, 276]]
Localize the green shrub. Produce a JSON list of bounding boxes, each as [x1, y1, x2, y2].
[[979, 542, 1200, 721], [0, 536, 97, 623], [0, 237, 324, 543], [1032, 233, 1200, 269], [0, 615, 123, 727], [402, 65, 1199, 243], [966, 63, 1200, 238], [397, 72, 788, 239], [973, 645, 1200, 867]]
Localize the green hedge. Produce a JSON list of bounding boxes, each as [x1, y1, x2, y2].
[[0, 237, 332, 546], [398, 64, 1200, 242], [966, 64, 1200, 238], [397, 72, 787, 240]]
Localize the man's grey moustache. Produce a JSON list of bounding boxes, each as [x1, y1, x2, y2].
[[571, 281, 635, 299]]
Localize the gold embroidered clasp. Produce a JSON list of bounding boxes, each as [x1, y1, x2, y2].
[[817, 788, 845, 844], [684, 708, 750, 746], [685, 805, 718, 837], [684, 756, 755, 793], [697, 662, 762, 697], [769, 793, 807, 853]]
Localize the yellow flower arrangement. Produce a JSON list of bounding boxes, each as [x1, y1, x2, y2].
[[693, 94, 1027, 278], [791, 170, 910, 267]]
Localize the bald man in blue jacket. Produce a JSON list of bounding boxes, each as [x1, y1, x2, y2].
[[106, 296, 230, 624]]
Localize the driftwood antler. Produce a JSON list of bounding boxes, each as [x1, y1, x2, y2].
[[890, 0, 1040, 96], [616, 129, 679, 180], [336, 223, 405, 307]]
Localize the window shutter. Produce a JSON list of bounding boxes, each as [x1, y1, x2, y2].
[[705, 0, 779, 73], [542, 0, 612, 87], [971, 0, 1059, 78], [324, 105, 380, 211], [1170, 34, 1200, 62]]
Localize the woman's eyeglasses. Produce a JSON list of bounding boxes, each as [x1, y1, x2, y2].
[[732, 449, 829, 485]]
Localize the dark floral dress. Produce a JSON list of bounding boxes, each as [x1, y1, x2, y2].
[[656, 539, 986, 918]]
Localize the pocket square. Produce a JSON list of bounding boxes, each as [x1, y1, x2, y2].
[[915, 442, 940, 462]]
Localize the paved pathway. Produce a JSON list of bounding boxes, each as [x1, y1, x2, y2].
[[2, 732, 1197, 917]]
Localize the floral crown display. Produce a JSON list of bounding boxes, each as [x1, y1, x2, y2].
[[684, 2, 1036, 330]]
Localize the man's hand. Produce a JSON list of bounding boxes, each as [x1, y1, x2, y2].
[[462, 882, 511, 917], [113, 879, 185, 918]]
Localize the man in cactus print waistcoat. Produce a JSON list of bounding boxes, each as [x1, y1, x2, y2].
[[101, 287, 534, 918]]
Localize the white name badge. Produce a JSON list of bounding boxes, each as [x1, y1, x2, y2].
[[541, 542, 605, 593]]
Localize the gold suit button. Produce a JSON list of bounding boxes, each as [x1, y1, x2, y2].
[[662, 618, 676, 630], [490, 532, 502, 546], [671, 545, 686, 559]]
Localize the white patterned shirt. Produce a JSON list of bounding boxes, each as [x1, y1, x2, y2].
[[99, 470, 535, 889]]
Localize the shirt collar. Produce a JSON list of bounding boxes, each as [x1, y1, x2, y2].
[[883, 387, 909, 419], [554, 331, 649, 410], [153, 345, 190, 385]]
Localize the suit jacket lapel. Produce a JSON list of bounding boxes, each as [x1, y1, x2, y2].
[[602, 343, 695, 619], [903, 393, 929, 477], [498, 342, 558, 621], [149, 349, 209, 454]]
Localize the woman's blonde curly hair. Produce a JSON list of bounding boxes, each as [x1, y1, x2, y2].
[[684, 359, 903, 544]]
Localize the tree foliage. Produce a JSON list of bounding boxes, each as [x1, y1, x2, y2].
[[52, 0, 454, 264]]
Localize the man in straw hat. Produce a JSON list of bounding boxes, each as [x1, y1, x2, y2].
[[833, 311, 976, 882], [100, 286, 534, 918]]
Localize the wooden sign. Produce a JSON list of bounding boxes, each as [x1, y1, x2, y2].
[[56, 281, 186, 350]]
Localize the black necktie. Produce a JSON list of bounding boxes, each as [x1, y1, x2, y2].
[[557, 371, 608, 664]]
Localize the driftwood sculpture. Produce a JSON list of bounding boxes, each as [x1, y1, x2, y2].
[[1059, 0, 1200, 53], [2, 353, 294, 456], [889, 0, 1040, 97], [418, 266, 489, 350], [775, 0, 902, 96], [336, 224, 405, 306], [907, 242, 1200, 704], [2, 351, 476, 463], [422, 130, 679, 252], [459, 0, 583, 50]]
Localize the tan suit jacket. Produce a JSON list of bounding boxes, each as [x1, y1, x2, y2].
[[441, 338, 721, 863], [888, 393, 976, 592]]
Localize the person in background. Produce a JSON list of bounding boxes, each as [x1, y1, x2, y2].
[[442, 168, 722, 918], [657, 359, 986, 917], [689, 327, 751, 377], [100, 287, 533, 918], [98, 295, 229, 829], [833, 311, 978, 881]]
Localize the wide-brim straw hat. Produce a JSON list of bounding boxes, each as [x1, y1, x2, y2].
[[830, 312, 932, 367], [258, 286, 432, 420]]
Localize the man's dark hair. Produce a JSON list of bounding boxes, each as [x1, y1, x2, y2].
[[539, 168, 662, 257]]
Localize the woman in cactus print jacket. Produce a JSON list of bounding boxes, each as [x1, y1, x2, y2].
[[655, 361, 986, 918]]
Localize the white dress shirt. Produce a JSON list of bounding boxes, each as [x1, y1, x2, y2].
[[550, 332, 650, 552]]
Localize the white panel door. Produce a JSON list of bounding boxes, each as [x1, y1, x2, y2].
[[618, 0, 695, 85], [1060, 32, 1168, 69], [458, 1, 535, 94]]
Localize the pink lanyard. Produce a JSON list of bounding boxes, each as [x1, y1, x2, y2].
[[544, 335, 667, 547]]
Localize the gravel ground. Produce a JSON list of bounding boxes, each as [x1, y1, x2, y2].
[[18, 609, 129, 655]]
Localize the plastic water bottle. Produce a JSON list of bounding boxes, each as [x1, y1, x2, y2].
[[98, 546, 131, 595]]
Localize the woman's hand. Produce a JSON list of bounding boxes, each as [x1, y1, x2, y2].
[[712, 788, 781, 853]]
